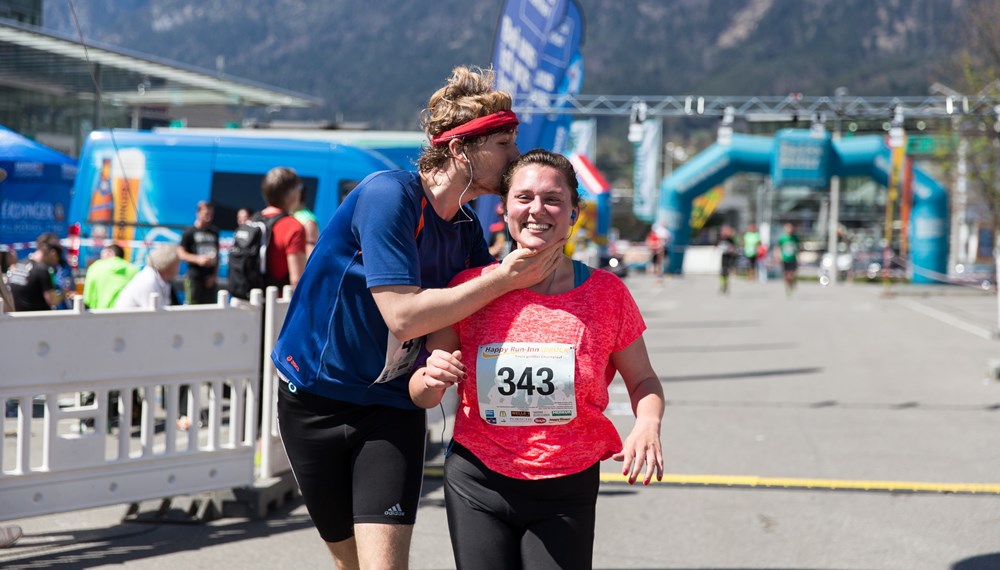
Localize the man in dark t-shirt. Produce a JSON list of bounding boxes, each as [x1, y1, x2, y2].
[[6, 233, 63, 311], [177, 201, 220, 304]]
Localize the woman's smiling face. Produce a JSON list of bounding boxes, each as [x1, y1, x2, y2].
[[505, 164, 576, 250]]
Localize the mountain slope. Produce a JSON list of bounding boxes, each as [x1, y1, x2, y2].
[[44, 0, 967, 129]]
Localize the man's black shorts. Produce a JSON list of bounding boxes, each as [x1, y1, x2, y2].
[[277, 382, 426, 542]]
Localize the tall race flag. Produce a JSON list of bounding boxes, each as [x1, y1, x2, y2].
[[534, 0, 585, 154], [478, 0, 585, 240], [632, 119, 662, 222]]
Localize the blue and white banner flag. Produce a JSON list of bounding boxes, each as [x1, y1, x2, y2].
[[632, 119, 662, 222]]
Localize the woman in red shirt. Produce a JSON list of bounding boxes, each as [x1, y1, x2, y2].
[[410, 149, 664, 570]]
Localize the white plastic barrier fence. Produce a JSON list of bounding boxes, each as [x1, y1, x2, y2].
[[259, 286, 292, 480], [0, 290, 264, 522]]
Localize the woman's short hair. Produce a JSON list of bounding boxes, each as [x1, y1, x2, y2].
[[261, 167, 301, 207], [500, 149, 580, 207], [417, 66, 514, 172]]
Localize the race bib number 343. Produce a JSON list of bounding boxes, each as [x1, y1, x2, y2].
[[476, 342, 576, 426]]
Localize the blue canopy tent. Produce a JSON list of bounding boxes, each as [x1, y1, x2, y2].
[[0, 126, 77, 255]]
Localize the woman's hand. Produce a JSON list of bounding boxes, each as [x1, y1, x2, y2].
[[422, 349, 466, 390], [612, 416, 664, 486]]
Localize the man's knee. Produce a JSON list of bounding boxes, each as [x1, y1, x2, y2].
[[326, 535, 360, 570], [354, 523, 413, 569]]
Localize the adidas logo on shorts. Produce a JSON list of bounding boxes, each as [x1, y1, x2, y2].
[[384, 503, 405, 517]]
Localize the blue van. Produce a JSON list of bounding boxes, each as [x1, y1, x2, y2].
[[67, 130, 396, 278]]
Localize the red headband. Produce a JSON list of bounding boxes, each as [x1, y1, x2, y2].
[[430, 110, 519, 146]]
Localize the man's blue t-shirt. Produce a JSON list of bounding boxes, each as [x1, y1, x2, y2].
[[271, 170, 493, 409]]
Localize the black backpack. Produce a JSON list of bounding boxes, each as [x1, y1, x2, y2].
[[228, 212, 286, 300]]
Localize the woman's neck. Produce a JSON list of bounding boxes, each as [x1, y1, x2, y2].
[[529, 255, 572, 295]]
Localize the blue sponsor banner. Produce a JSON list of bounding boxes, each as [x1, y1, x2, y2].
[[482, 0, 581, 241], [0, 165, 74, 248], [492, 0, 569, 151], [534, 0, 585, 152], [539, 51, 584, 154], [771, 129, 831, 188], [632, 119, 662, 222], [0, 126, 76, 250]]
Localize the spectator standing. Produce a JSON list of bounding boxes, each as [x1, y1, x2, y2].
[[44, 235, 76, 310], [0, 262, 14, 312], [292, 187, 320, 258], [82, 244, 139, 309], [259, 168, 307, 294], [114, 244, 180, 308], [177, 201, 220, 305], [0, 248, 16, 274], [236, 207, 251, 227], [5, 233, 64, 311]]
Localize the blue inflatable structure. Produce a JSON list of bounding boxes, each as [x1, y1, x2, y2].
[[658, 130, 948, 284]]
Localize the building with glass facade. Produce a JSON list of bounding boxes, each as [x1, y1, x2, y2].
[[0, 2, 320, 156]]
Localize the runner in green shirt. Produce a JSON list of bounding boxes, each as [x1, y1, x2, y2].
[[776, 223, 800, 296]]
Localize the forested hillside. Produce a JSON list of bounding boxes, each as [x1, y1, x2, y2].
[[44, 0, 968, 130]]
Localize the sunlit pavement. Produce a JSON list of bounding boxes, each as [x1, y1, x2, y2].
[[3, 273, 999, 569]]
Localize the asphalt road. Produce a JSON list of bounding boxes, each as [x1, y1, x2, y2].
[[2, 273, 999, 570]]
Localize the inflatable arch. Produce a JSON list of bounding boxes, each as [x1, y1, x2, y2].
[[657, 130, 948, 284]]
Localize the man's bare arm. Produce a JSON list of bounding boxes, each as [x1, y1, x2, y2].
[[372, 239, 564, 341]]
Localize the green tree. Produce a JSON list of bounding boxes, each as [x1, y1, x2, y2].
[[953, 0, 1000, 262]]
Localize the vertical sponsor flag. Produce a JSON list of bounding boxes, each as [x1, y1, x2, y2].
[[534, 0, 585, 153], [479, 0, 580, 240], [632, 118, 662, 222], [566, 118, 597, 159], [492, 0, 570, 151], [540, 52, 584, 154]]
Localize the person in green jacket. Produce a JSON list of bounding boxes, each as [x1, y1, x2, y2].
[[82, 244, 139, 309]]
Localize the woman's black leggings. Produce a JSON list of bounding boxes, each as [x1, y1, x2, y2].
[[444, 442, 600, 570]]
